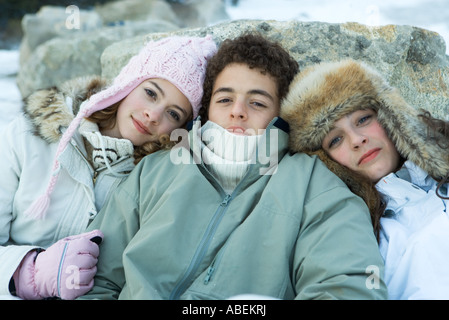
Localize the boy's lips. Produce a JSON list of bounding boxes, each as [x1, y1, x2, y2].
[[358, 148, 381, 165], [227, 126, 248, 135]]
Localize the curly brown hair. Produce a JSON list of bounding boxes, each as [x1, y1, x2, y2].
[[419, 110, 449, 149], [198, 32, 299, 123]]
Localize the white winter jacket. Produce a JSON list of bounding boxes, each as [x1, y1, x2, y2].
[[377, 160, 449, 299], [0, 78, 134, 298]]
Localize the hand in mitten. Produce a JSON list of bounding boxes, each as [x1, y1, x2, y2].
[[13, 229, 103, 300]]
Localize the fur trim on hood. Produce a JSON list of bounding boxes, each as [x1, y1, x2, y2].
[[23, 75, 108, 144], [281, 59, 449, 181]]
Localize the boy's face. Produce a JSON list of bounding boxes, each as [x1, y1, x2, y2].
[[207, 63, 280, 135], [322, 109, 401, 183]]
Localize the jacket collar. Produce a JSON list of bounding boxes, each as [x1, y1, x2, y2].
[[186, 117, 289, 191]]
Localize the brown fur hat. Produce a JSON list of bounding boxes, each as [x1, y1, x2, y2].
[[280, 59, 449, 234], [281, 58, 449, 180]]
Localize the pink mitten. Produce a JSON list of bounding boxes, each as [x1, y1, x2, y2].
[[13, 229, 103, 300]]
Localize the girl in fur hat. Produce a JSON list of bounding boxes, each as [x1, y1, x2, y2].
[[281, 58, 449, 299], [0, 35, 217, 300]]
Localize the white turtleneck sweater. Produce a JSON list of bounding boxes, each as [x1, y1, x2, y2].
[[199, 121, 260, 194], [79, 119, 134, 175]]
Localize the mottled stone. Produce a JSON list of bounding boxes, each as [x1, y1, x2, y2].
[[101, 20, 449, 118]]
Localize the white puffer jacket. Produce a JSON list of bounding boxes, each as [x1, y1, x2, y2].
[[0, 78, 134, 298], [377, 160, 449, 299]]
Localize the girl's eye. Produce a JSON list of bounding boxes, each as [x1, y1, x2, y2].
[[358, 114, 372, 125], [145, 89, 157, 100], [168, 110, 180, 121], [328, 136, 342, 149]]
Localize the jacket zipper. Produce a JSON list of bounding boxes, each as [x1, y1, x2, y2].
[[200, 164, 258, 287], [168, 152, 259, 299], [169, 194, 232, 299], [204, 241, 228, 284]]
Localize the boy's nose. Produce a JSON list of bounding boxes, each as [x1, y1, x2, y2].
[[230, 100, 247, 120]]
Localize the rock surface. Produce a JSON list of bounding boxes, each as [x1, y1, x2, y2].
[[16, 3, 449, 118], [16, 0, 228, 97], [101, 19, 449, 118]]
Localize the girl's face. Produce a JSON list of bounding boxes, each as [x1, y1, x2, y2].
[[322, 109, 401, 183], [104, 78, 192, 146], [207, 63, 280, 135]]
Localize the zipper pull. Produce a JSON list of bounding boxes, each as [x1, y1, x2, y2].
[[93, 171, 99, 184], [220, 194, 231, 207], [204, 265, 215, 284]]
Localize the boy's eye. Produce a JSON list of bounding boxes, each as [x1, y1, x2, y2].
[[251, 101, 266, 108], [217, 98, 231, 104]]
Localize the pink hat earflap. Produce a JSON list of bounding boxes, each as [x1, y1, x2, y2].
[[24, 108, 89, 219]]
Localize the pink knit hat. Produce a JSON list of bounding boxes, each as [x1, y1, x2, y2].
[[25, 35, 217, 220]]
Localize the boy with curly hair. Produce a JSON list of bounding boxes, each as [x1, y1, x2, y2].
[[81, 33, 388, 300]]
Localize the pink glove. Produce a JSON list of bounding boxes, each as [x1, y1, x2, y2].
[[13, 229, 103, 300]]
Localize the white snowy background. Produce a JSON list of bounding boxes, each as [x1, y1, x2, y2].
[[1, 0, 449, 133]]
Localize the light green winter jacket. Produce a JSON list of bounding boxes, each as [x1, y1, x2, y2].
[[81, 118, 388, 300]]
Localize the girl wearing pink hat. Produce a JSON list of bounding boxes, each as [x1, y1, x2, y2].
[[0, 35, 217, 300]]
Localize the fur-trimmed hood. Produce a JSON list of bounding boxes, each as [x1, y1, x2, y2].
[[281, 59, 449, 181], [23, 75, 108, 144]]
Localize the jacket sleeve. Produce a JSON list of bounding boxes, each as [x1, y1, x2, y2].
[[0, 117, 39, 297], [78, 164, 142, 300], [293, 161, 388, 300]]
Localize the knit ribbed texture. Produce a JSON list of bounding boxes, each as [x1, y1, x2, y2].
[[200, 121, 259, 194], [87, 35, 217, 119], [80, 119, 134, 170]]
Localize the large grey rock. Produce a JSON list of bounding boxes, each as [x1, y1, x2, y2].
[[17, 20, 179, 97], [16, 0, 230, 97], [95, 0, 178, 25], [101, 20, 449, 118], [19, 5, 102, 68], [168, 0, 230, 28], [20, 6, 102, 57]]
